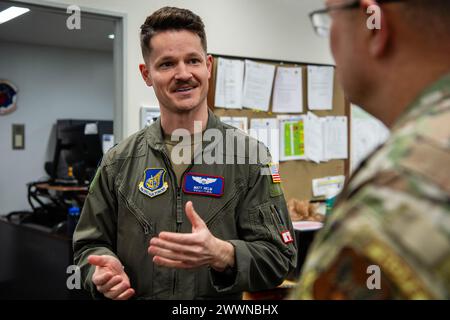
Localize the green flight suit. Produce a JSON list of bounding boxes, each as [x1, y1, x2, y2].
[[73, 110, 297, 299]]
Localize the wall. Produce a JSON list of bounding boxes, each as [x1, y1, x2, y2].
[[24, 0, 333, 137], [0, 41, 113, 214]]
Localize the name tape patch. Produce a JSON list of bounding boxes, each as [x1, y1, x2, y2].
[[183, 173, 224, 197]]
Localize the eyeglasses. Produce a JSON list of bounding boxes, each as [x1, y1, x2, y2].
[[309, 0, 405, 37]]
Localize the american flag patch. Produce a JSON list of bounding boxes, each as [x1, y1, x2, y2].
[[269, 163, 281, 183]]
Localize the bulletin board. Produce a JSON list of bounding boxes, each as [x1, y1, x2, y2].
[[207, 54, 350, 201]]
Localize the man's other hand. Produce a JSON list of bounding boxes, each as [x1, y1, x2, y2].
[[87, 255, 135, 300]]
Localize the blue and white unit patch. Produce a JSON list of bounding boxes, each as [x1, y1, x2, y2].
[[183, 173, 224, 197], [139, 168, 168, 198]]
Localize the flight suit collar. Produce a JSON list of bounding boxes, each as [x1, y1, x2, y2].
[[145, 108, 221, 151]]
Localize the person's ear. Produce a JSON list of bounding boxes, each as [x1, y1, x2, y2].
[[362, 0, 390, 58], [206, 54, 213, 79], [139, 63, 153, 87]]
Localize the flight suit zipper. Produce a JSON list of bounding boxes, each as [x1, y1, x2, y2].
[[159, 150, 178, 296], [159, 150, 189, 231], [176, 188, 183, 232], [159, 149, 195, 296]]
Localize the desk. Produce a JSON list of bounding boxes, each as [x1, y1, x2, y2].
[[0, 218, 90, 299], [2, 182, 90, 232], [243, 280, 298, 300], [34, 183, 88, 192], [20, 182, 88, 228], [29, 182, 88, 211], [1, 182, 90, 299]]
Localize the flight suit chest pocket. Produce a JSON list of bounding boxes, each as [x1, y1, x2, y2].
[[249, 202, 295, 257], [118, 190, 154, 237]]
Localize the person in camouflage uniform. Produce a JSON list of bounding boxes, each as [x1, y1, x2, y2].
[[291, 0, 450, 299]]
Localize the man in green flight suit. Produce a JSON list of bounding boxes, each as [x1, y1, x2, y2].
[[73, 6, 297, 300], [290, 0, 450, 299]]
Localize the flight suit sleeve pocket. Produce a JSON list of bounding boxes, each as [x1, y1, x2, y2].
[[248, 203, 295, 257]]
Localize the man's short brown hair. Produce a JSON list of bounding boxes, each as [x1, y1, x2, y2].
[[140, 6, 207, 60], [402, 0, 450, 38]]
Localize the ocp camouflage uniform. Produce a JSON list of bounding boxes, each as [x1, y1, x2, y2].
[[290, 73, 450, 300]]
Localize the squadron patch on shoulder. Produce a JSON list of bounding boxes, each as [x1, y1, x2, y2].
[[139, 168, 168, 198]]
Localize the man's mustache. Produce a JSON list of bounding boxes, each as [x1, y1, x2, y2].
[[171, 80, 199, 91]]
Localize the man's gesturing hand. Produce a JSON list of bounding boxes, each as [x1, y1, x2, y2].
[[148, 201, 235, 271], [87, 255, 135, 300]]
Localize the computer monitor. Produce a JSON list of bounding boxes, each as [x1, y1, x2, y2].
[[49, 119, 113, 185]]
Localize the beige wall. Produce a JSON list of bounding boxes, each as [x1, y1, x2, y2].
[[17, 0, 333, 138]]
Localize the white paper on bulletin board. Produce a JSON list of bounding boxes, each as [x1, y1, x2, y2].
[[272, 66, 303, 113], [307, 65, 334, 111], [242, 60, 275, 112]]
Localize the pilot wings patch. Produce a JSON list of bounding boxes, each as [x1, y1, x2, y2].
[[192, 176, 217, 185]]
